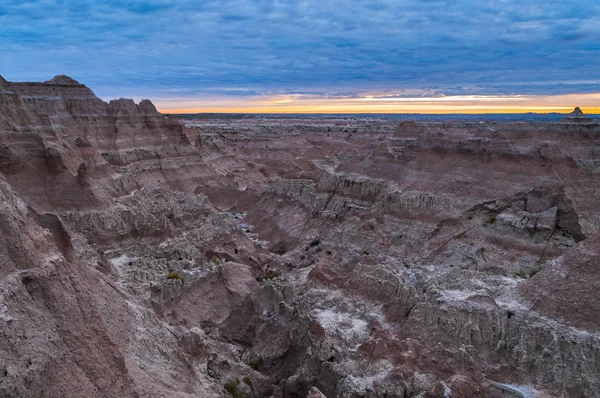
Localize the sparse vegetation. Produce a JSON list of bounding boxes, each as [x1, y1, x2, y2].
[[455, 233, 463, 239], [210, 255, 220, 264], [486, 216, 497, 224], [167, 272, 184, 282], [362, 249, 370, 255], [246, 357, 263, 371], [257, 270, 279, 282], [468, 215, 473, 220], [309, 238, 321, 248], [515, 269, 527, 279], [242, 376, 252, 386], [224, 380, 242, 398]]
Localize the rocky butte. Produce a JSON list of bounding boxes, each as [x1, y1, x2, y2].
[[1, 75, 600, 398]]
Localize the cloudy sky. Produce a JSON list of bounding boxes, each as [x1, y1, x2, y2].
[[2, 0, 600, 113]]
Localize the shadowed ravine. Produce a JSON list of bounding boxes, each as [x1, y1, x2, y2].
[[1, 76, 600, 398]]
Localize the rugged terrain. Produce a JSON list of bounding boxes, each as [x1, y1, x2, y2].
[[1, 75, 600, 398]]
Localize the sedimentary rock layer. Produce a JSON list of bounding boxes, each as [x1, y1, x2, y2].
[[1, 76, 600, 397]]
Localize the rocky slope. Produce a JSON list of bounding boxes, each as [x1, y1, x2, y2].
[[1, 75, 600, 397]]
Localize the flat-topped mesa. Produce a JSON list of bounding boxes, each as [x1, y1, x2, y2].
[[562, 106, 593, 124]]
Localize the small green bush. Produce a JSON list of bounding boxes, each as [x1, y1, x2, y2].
[[167, 272, 184, 282], [515, 269, 527, 279], [224, 380, 242, 398], [242, 376, 252, 386], [486, 216, 497, 224], [247, 357, 263, 371], [210, 255, 220, 264], [455, 233, 463, 239], [362, 249, 369, 255], [468, 215, 473, 220]]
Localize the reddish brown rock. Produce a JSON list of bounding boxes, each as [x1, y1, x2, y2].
[[1, 76, 600, 398]]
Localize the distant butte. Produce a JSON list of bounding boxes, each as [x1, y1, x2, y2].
[[562, 106, 593, 123]]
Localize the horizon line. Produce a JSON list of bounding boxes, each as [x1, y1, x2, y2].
[[159, 108, 600, 115], [154, 96, 600, 115]]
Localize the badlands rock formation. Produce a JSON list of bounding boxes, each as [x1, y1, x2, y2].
[[561, 107, 593, 124], [1, 76, 600, 398]]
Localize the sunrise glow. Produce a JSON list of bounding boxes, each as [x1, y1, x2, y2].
[[158, 93, 600, 114]]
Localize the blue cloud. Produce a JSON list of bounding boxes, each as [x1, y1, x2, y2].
[[1, 0, 600, 101]]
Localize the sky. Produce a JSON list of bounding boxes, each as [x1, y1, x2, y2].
[[2, 0, 600, 113]]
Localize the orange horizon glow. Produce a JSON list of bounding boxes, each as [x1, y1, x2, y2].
[[156, 93, 600, 114]]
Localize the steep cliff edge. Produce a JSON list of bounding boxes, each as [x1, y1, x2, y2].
[[1, 76, 600, 398]]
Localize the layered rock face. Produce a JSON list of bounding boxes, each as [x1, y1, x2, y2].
[[1, 77, 600, 398]]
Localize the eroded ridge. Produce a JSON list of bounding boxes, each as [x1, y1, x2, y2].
[[1, 76, 600, 397]]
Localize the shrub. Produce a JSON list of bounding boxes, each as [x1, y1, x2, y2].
[[247, 357, 263, 371], [167, 272, 184, 282], [486, 216, 496, 224], [309, 238, 321, 248], [468, 215, 473, 220], [362, 249, 369, 255], [455, 233, 463, 239], [257, 270, 278, 282], [210, 255, 220, 264], [242, 376, 252, 386], [515, 269, 527, 279], [224, 380, 242, 398]]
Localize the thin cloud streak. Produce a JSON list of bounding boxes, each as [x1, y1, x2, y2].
[[157, 93, 600, 114]]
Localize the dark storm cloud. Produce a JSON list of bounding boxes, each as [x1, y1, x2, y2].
[[1, 0, 600, 99]]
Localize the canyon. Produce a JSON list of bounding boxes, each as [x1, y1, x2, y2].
[[1, 75, 600, 397]]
